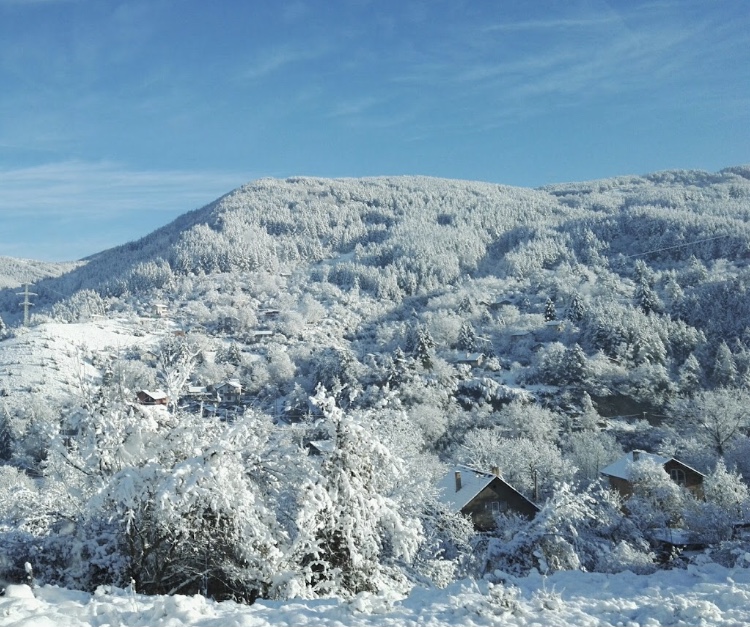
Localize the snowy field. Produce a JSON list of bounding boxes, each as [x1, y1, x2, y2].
[[3, 562, 750, 627], [0, 318, 166, 409]]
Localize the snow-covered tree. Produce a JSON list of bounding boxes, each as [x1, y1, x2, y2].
[[85, 412, 285, 601], [670, 388, 750, 457], [460, 431, 574, 501], [566, 293, 585, 322], [713, 341, 738, 388], [456, 320, 477, 351], [685, 459, 750, 543], [412, 326, 436, 370], [156, 336, 201, 413], [285, 390, 422, 598], [626, 458, 688, 532], [544, 297, 557, 322], [486, 482, 651, 576], [677, 353, 702, 396], [564, 430, 622, 485]]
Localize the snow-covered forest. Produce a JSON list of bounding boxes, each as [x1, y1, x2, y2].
[[2, 167, 750, 622]]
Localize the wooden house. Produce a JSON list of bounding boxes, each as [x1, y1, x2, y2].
[[601, 450, 705, 499], [136, 390, 168, 406], [153, 302, 168, 318], [454, 352, 485, 368], [437, 465, 540, 532], [212, 380, 243, 404]]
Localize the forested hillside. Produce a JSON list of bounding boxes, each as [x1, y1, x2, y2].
[[0, 257, 81, 289], [2, 166, 750, 603]]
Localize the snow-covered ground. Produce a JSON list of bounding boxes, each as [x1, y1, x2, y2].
[[3, 562, 750, 627], [0, 317, 168, 410]]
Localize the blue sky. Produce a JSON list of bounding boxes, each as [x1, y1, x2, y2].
[[1, 0, 749, 261]]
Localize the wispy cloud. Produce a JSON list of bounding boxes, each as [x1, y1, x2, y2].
[[327, 96, 384, 119], [483, 15, 619, 33], [0, 161, 250, 219], [390, 2, 734, 130], [240, 45, 330, 81]]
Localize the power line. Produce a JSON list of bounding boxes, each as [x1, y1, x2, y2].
[[16, 283, 37, 327], [621, 234, 730, 259]]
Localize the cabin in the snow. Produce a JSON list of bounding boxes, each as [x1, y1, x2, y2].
[[454, 352, 485, 368], [601, 450, 705, 498], [437, 465, 540, 531], [211, 380, 243, 404], [136, 390, 168, 406]]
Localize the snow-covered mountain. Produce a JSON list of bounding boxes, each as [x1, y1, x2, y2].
[[0, 256, 81, 290], [3, 166, 750, 619]]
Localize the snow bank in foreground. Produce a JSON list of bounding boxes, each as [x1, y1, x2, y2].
[[3, 562, 750, 627]]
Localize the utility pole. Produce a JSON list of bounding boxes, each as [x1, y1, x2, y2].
[[16, 284, 37, 327]]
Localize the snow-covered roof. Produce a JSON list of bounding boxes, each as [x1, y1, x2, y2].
[[600, 450, 705, 481], [307, 440, 335, 454], [139, 390, 167, 400], [652, 528, 698, 546], [215, 380, 242, 391], [436, 465, 497, 513], [454, 352, 484, 363]]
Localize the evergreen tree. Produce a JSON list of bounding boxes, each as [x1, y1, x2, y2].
[[566, 293, 585, 322], [677, 354, 702, 396], [563, 344, 587, 385], [544, 297, 557, 322], [0, 412, 13, 461], [713, 341, 738, 388], [456, 320, 477, 351], [635, 279, 661, 315], [413, 326, 436, 370], [290, 391, 422, 597]]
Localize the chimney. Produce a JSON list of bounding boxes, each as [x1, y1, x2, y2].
[[491, 466, 500, 477], [632, 450, 641, 462], [455, 471, 462, 492]]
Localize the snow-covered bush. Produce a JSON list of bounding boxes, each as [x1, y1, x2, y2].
[[486, 482, 651, 576]]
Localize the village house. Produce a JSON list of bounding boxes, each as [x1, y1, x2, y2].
[[250, 329, 274, 343], [437, 465, 540, 532], [601, 450, 705, 499], [454, 352, 485, 368], [211, 380, 243, 404], [136, 390, 168, 406]]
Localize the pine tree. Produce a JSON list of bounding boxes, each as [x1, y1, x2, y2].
[[635, 279, 661, 315], [563, 344, 587, 385], [544, 297, 557, 322], [713, 341, 738, 388], [413, 326, 436, 370], [677, 354, 702, 396], [0, 412, 13, 461], [290, 391, 422, 597], [566, 293, 585, 322], [457, 320, 477, 351]]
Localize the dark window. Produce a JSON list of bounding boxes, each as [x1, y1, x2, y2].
[[670, 468, 687, 486]]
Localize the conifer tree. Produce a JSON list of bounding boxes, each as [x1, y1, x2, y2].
[[544, 297, 557, 322], [567, 293, 585, 322], [713, 341, 738, 388], [457, 320, 477, 351], [677, 354, 702, 396], [290, 391, 422, 597], [413, 326, 436, 370]]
